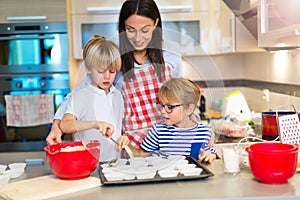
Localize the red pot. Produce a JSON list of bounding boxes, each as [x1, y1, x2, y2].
[[245, 142, 298, 184], [261, 111, 299, 140]]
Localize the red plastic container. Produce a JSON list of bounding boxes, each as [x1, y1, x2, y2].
[[245, 142, 298, 184], [44, 140, 100, 180]]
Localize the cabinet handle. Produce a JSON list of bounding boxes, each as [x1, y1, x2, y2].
[[87, 7, 120, 13], [0, 36, 55, 40], [86, 5, 193, 13], [6, 16, 47, 21], [158, 5, 192, 13]]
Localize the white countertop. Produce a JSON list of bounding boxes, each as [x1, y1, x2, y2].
[[0, 144, 299, 200]]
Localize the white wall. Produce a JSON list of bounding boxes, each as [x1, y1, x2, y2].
[[183, 49, 300, 114]]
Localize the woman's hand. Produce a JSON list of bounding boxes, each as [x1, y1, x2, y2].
[[198, 148, 217, 164]]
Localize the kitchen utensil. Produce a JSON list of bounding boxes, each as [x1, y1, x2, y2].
[[44, 140, 100, 180], [221, 90, 251, 120], [124, 146, 134, 159], [245, 142, 298, 184], [0, 175, 100, 200], [110, 138, 134, 159], [99, 156, 214, 185], [276, 105, 300, 145], [110, 138, 121, 147], [261, 110, 299, 140]]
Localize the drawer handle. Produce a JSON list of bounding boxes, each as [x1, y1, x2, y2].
[[6, 16, 47, 21], [159, 5, 192, 13], [87, 7, 120, 13]]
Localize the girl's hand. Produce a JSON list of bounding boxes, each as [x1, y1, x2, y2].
[[116, 136, 130, 151], [198, 149, 217, 164], [97, 121, 114, 137]]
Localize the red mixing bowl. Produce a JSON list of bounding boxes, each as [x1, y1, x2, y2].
[[245, 142, 298, 184], [44, 140, 100, 180]]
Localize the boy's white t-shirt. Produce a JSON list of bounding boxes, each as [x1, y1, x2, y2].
[[64, 82, 124, 162]]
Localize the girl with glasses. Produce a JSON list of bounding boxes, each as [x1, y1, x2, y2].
[[129, 78, 217, 163]]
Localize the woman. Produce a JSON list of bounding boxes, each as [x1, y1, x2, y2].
[[46, 0, 182, 146], [116, 0, 182, 148]]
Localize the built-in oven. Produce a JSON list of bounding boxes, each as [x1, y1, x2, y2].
[[0, 22, 68, 74], [0, 22, 70, 150]]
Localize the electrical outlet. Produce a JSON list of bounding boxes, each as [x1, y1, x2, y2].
[[263, 89, 270, 102]]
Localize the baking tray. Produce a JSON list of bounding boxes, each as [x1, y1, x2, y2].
[[99, 156, 214, 185]]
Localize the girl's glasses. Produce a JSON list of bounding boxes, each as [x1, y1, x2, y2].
[[157, 103, 183, 113]]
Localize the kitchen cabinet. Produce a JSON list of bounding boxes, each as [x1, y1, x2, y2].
[[0, 0, 66, 23], [258, 0, 300, 48], [71, 0, 206, 58], [208, 0, 263, 54], [70, 0, 262, 59]]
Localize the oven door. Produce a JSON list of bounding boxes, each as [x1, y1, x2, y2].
[[0, 33, 68, 74], [0, 74, 70, 144]]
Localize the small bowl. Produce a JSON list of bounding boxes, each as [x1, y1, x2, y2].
[[0, 174, 10, 184], [0, 165, 7, 174], [135, 167, 157, 179], [180, 168, 203, 176], [158, 169, 178, 178], [104, 172, 125, 182], [9, 163, 26, 170], [3, 169, 25, 179]]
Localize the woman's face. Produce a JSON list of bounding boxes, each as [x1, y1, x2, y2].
[[125, 14, 158, 51]]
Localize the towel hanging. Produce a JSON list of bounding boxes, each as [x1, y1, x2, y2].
[[5, 94, 54, 127]]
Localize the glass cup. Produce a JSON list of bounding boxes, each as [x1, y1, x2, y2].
[[222, 145, 241, 175]]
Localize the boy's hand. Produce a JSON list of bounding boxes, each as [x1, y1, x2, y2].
[[198, 148, 216, 164], [97, 122, 114, 137], [46, 120, 63, 145]]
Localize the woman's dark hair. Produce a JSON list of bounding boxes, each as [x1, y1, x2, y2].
[[118, 0, 165, 82]]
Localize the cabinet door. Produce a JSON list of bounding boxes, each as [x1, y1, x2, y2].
[[161, 12, 203, 55], [258, 0, 300, 47], [72, 14, 119, 59], [205, 0, 235, 54], [0, 0, 66, 23]]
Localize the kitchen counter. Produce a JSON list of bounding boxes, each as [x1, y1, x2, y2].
[[0, 144, 299, 200]]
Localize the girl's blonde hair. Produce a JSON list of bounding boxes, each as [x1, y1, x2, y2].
[[83, 34, 121, 71], [159, 78, 200, 107]]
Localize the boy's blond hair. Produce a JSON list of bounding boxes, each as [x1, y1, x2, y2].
[[159, 78, 200, 107], [83, 34, 121, 71]]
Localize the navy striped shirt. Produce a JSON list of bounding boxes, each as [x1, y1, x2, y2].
[[140, 122, 217, 156]]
